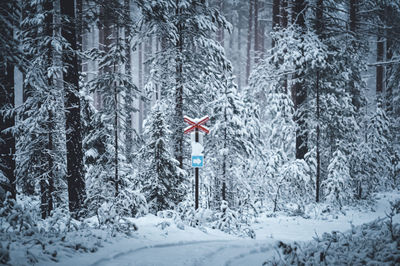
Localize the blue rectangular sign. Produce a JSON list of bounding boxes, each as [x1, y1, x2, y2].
[[191, 155, 204, 168]]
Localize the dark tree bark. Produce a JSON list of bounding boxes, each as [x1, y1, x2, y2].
[[348, 0, 361, 111], [174, 0, 184, 169], [376, 36, 384, 98], [280, 0, 288, 28], [222, 91, 227, 201], [61, 0, 86, 218], [0, 1, 16, 200], [20, 2, 36, 195], [237, 11, 242, 90], [314, 0, 324, 204], [280, 0, 288, 94], [315, 0, 324, 36], [138, 43, 143, 134], [349, 0, 357, 34], [124, 0, 133, 164], [385, 15, 393, 115], [41, 0, 55, 219], [245, 0, 253, 85], [316, 71, 321, 203], [272, 0, 280, 47], [254, 0, 260, 62], [259, 0, 265, 56], [292, 0, 308, 160]]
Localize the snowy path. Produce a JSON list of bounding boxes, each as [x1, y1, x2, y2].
[[91, 239, 276, 266], [49, 191, 399, 266]]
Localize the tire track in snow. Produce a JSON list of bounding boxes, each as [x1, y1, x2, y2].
[[91, 239, 233, 266]]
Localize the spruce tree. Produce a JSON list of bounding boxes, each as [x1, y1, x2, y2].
[[323, 149, 352, 208], [139, 102, 185, 214]]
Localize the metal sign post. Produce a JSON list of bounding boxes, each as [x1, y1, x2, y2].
[[184, 115, 210, 210]]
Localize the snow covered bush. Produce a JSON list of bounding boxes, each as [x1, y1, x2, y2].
[[278, 160, 314, 214], [213, 201, 256, 239], [322, 149, 352, 209], [214, 201, 240, 234]]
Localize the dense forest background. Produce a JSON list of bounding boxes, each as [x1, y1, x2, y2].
[[0, 1, 400, 262]]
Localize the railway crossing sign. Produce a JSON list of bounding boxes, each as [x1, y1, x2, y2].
[[184, 115, 210, 209], [184, 116, 210, 135]]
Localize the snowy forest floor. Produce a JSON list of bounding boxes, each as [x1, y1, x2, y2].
[[7, 191, 398, 266]]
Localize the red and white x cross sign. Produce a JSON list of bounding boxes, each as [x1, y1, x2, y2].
[[184, 115, 210, 134]]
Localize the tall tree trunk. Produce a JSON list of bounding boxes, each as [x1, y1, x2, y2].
[[385, 19, 393, 115], [348, 0, 361, 111], [41, 0, 55, 219], [376, 36, 384, 101], [272, 0, 280, 47], [316, 71, 320, 203], [315, 0, 324, 36], [254, 0, 260, 63], [292, 0, 308, 160], [222, 99, 227, 202], [245, 0, 254, 85], [0, 1, 16, 200], [61, 0, 86, 218], [138, 43, 143, 134], [144, 35, 152, 119], [20, 2, 36, 195], [124, 0, 133, 164], [237, 12, 242, 90], [174, 0, 184, 168], [349, 0, 357, 34], [281, 0, 288, 28], [280, 0, 288, 93], [315, 0, 323, 203]]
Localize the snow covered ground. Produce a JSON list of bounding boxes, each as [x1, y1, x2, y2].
[[34, 191, 399, 266]]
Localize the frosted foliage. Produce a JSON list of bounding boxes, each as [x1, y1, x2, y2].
[[279, 159, 313, 210], [267, 201, 400, 265], [323, 150, 352, 208], [139, 103, 186, 214]]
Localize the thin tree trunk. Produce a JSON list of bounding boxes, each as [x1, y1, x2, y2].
[[281, 0, 288, 93], [254, 0, 260, 63], [385, 15, 393, 114], [237, 13, 242, 90], [316, 70, 320, 203], [61, 0, 86, 218], [245, 0, 254, 85], [222, 102, 227, 202], [138, 43, 143, 134], [376, 35, 384, 101], [315, 0, 323, 203], [174, 0, 184, 169], [113, 26, 119, 197]]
